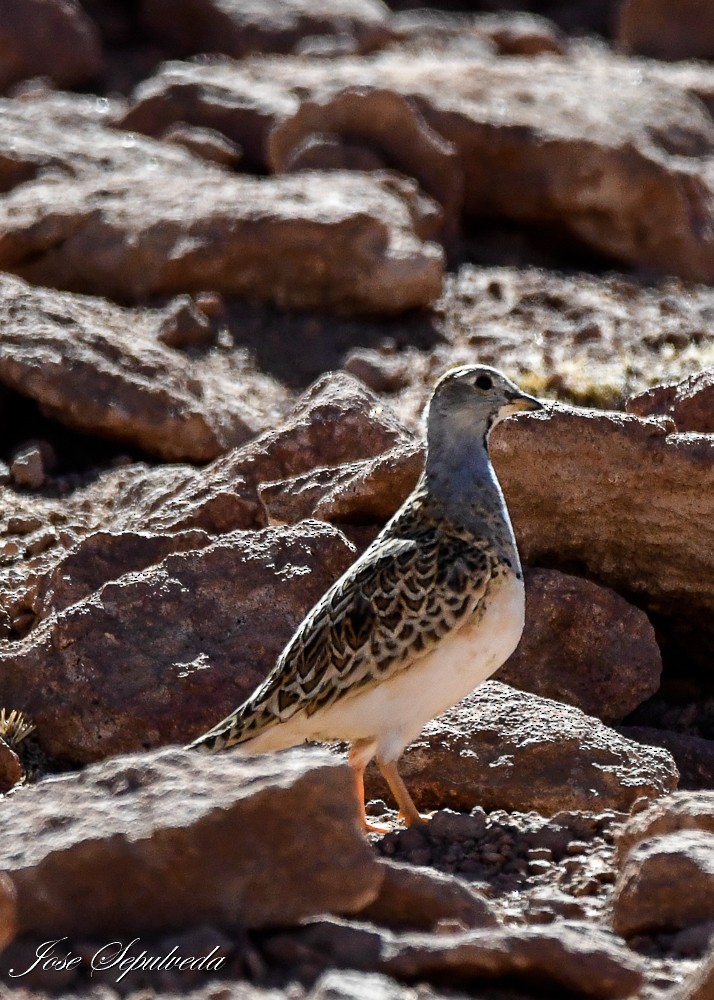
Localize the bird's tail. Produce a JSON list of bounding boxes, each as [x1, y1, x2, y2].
[[186, 703, 254, 754]]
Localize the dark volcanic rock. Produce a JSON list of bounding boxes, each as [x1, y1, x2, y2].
[[0, 0, 102, 93], [0, 747, 381, 936], [497, 568, 661, 723], [365, 681, 678, 815], [617, 0, 714, 61], [140, 0, 392, 58], [0, 521, 357, 763]]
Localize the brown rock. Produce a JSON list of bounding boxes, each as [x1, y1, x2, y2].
[[491, 405, 714, 670], [268, 86, 463, 241], [0, 274, 285, 462], [0, 521, 356, 763], [123, 50, 714, 280], [627, 369, 714, 433], [0, 736, 22, 793], [0, 0, 102, 92], [497, 568, 661, 723], [34, 529, 212, 618], [356, 859, 498, 932], [158, 294, 216, 349], [310, 971, 423, 1000], [268, 918, 644, 1000], [0, 166, 443, 315], [617, 728, 714, 792], [616, 790, 714, 861], [0, 747, 381, 935], [617, 0, 714, 61], [612, 831, 714, 936], [0, 372, 410, 628], [473, 12, 568, 56], [673, 947, 714, 1000], [259, 442, 423, 526], [365, 681, 678, 816], [381, 923, 644, 1000], [140, 0, 392, 59], [9, 445, 46, 490], [119, 60, 295, 172], [0, 873, 16, 953], [0, 89, 195, 195], [162, 122, 243, 167], [343, 348, 410, 394]]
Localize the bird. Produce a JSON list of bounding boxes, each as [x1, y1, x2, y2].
[[189, 365, 543, 831]]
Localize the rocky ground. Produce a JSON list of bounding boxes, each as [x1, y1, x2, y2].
[[0, 0, 713, 998]]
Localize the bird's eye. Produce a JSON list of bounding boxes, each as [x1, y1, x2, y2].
[[475, 374, 492, 391]]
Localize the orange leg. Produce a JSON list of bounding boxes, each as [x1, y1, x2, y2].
[[376, 757, 428, 827], [349, 740, 392, 834]]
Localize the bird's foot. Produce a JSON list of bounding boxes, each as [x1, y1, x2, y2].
[[399, 809, 434, 826], [363, 817, 394, 835]]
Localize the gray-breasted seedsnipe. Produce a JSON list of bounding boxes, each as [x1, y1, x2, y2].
[[189, 365, 543, 830]]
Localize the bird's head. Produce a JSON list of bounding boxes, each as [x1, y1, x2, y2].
[[426, 365, 543, 450]]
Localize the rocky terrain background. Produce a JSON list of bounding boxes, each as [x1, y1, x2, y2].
[[0, 1, 713, 998]]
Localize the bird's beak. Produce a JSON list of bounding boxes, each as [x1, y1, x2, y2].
[[504, 390, 544, 414]]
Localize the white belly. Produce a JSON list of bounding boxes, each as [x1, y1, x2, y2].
[[246, 569, 525, 761]]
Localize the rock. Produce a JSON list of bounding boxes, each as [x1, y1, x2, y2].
[[388, 10, 497, 61], [259, 442, 424, 527], [119, 60, 295, 172], [0, 0, 102, 92], [309, 970, 421, 1000], [0, 736, 22, 792], [0, 372, 411, 630], [612, 831, 714, 936], [356, 859, 498, 932], [617, 0, 714, 61], [343, 348, 409, 394], [123, 50, 714, 280], [472, 12, 568, 56], [268, 86, 463, 242], [158, 294, 216, 349], [0, 273, 285, 462], [490, 405, 714, 671], [0, 166, 443, 315], [497, 568, 661, 723], [0, 89, 198, 195], [0, 747, 381, 935], [615, 790, 714, 861], [33, 529, 212, 618], [267, 918, 644, 1000], [162, 122, 243, 167], [380, 922, 644, 1000], [617, 728, 714, 792], [0, 874, 16, 953], [673, 947, 714, 1000], [0, 521, 357, 763], [9, 446, 46, 490], [365, 681, 678, 816], [140, 0, 392, 59], [627, 369, 714, 434]]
